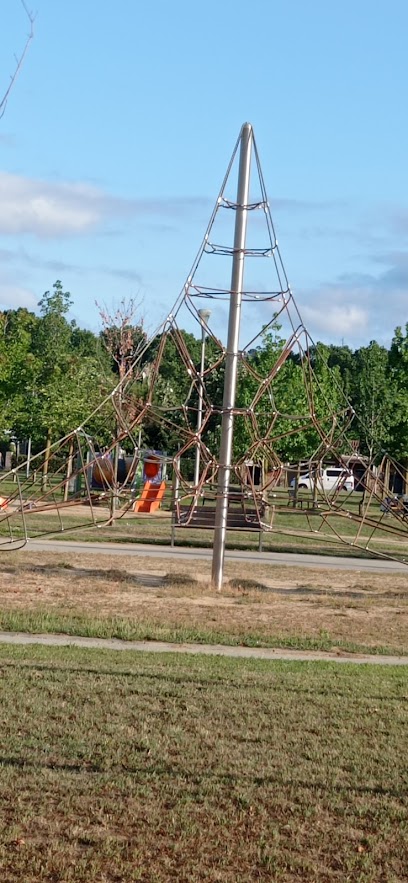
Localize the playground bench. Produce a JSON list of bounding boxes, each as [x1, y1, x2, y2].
[[291, 498, 321, 511], [199, 485, 253, 506], [174, 504, 264, 531], [172, 486, 269, 538]]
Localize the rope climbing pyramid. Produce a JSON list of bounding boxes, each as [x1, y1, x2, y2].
[[0, 123, 406, 586]]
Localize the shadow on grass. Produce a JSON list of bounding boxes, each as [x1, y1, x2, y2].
[[0, 658, 406, 701], [0, 754, 405, 800]]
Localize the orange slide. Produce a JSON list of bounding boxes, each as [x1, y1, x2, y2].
[[133, 480, 166, 513]]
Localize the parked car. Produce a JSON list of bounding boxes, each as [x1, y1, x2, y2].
[[290, 467, 354, 493]]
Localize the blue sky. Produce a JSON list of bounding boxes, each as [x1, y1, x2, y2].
[[1, 0, 408, 348]]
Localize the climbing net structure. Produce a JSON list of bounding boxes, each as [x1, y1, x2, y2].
[[0, 125, 407, 566]]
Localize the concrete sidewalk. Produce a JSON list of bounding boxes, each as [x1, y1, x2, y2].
[[23, 538, 408, 574], [0, 631, 406, 665]]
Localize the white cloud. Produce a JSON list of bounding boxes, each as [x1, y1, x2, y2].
[[296, 280, 372, 341], [301, 300, 369, 338], [0, 172, 137, 237], [0, 172, 211, 239], [0, 283, 36, 310], [296, 258, 408, 345]]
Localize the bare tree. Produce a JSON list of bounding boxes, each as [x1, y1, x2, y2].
[[97, 296, 145, 382], [97, 297, 145, 519], [1, 0, 35, 119]]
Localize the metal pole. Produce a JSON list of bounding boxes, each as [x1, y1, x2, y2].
[[211, 122, 253, 590], [194, 309, 211, 488]]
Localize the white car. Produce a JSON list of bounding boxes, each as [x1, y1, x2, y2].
[[290, 467, 354, 493]]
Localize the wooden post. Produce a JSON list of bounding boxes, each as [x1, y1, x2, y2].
[[292, 462, 301, 508], [41, 429, 52, 493], [63, 438, 74, 502], [383, 458, 391, 498], [170, 455, 180, 547], [109, 440, 120, 523], [312, 462, 318, 509], [359, 484, 366, 518]]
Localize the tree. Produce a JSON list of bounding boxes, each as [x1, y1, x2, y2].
[[24, 282, 114, 450], [387, 325, 408, 461], [325, 344, 355, 398], [1, 0, 34, 119], [34, 280, 73, 378], [351, 341, 394, 460], [0, 307, 40, 441], [97, 298, 146, 382], [234, 328, 311, 463], [232, 329, 347, 465], [140, 329, 204, 454]]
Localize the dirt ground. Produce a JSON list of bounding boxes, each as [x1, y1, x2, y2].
[[0, 549, 407, 653]]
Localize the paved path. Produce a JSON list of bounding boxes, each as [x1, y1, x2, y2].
[[20, 538, 408, 574], [0, 631, 406, 666]]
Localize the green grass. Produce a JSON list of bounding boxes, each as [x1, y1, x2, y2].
[[0, 607, 404, 657], [1, 509, 408, 560], [1, 474, 408, 557], [0, 644, 406, 881]]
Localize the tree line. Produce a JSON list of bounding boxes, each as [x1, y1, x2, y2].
[[0, 280, 407, 466]]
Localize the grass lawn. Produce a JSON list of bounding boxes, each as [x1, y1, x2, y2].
[[0, 644, 406, 881], [0, 551, 408, 655], [1, 489, 408, 562]]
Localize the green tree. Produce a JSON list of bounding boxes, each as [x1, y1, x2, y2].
[[233, 331, 347, 465], [0, 307, 40, 441], [351, 341, 393, 459], [34, 280, 73, 378], [387, 325, 408, 461], [325, 344, 355, 398], [140, 329, 203, 454], [29, 282, 115, 451], [0, 287, 124, 465]]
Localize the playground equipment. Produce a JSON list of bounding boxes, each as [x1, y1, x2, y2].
[[92, 453, 137, 490], [133, 481, 166, 513], [133, 451, 167, 513], [0, 124, 407, 585], [92, 455, 114, 488]]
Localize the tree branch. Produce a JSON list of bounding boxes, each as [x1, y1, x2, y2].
[[0, 0, 35, 119]]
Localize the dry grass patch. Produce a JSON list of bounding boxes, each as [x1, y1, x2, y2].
[[0, 551, 406, 654]]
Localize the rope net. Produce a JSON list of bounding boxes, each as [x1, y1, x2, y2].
[[0, 128, 407, 564]]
